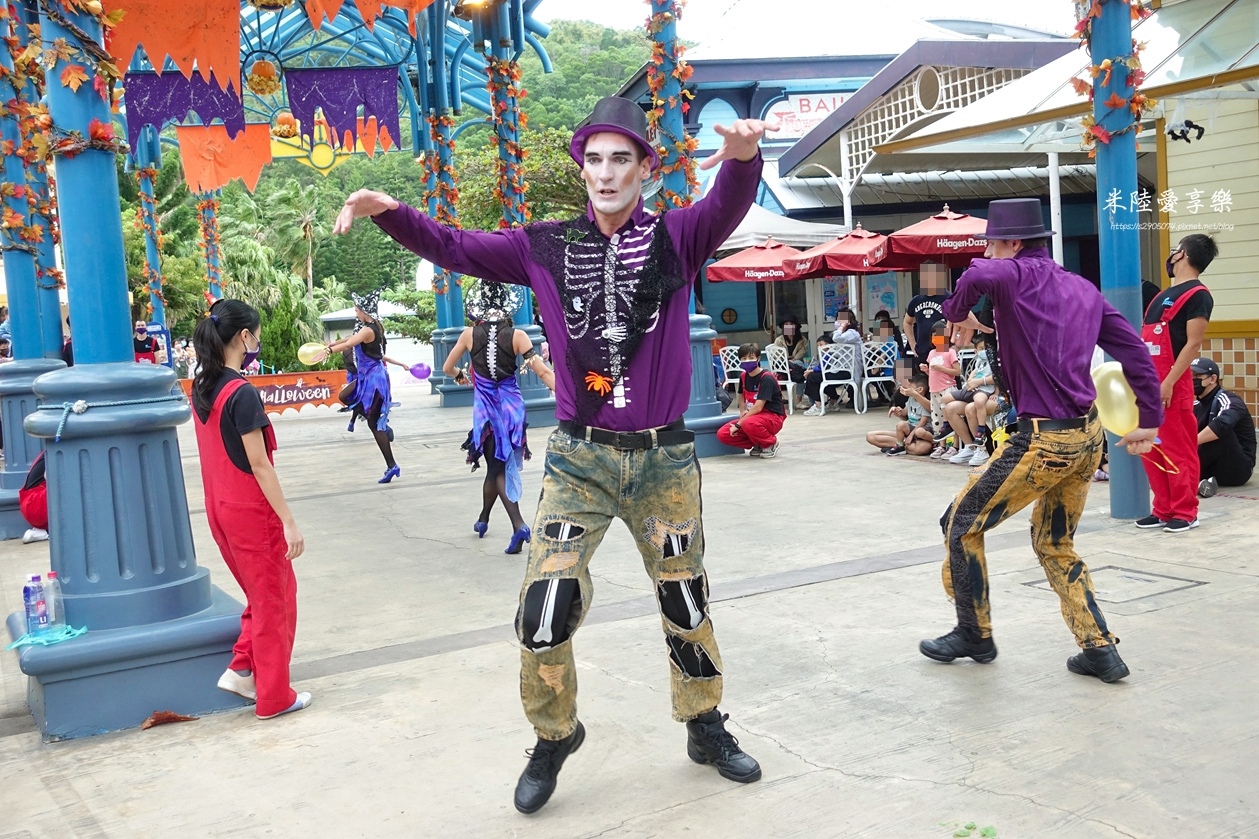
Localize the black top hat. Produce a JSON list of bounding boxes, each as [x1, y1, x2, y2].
[[569, 96, 660, 170], [984, 198, 1055, 240]]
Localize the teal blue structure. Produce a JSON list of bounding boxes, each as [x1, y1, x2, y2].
[[1091, 1, 1150, 520], [130, 126, 167, 325]]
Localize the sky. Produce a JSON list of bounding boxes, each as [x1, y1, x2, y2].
[[532, 0, 1079, 42]]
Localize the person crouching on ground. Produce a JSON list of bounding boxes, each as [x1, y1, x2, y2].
[[718, 343, 786, 457], [1192, 357, 1255, 497], [192, 299, 311, 720], [866, 372, 933, 456]]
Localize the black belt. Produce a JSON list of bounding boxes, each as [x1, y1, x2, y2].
[[557, 419, 693, 450], [1017, 407, 1097, 434]]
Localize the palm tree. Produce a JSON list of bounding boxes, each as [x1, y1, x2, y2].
[[313, 276, 352, 313], [269, 182, 323, 300]]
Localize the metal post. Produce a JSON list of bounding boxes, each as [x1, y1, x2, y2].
[[9, 3, 246, 739], [134, 126, 166, 327], [1091, 0, 1149, 519], [1048, 151, 1064, 265]]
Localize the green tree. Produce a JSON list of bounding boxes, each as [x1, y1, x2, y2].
[[383, 285, 437, 341], [269, 181, 323, 299], [455, 126, 586, 231]]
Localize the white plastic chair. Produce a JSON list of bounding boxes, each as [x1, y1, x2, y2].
[[862, 340, 899, 410], [718, 345, 743, 407], [957, 348, 977, 381], [764, 343, 797, 415], [818, 344, 864, 414]]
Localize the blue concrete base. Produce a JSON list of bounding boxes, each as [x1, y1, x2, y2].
[[0, 489, 29, 541], [524, 394, 558, 430], [0, 358, 66, 492], [5, 586, 249, 741], [437, 381, 475, 408], [429, 327, 464, 396], [687, 413, 740, 458]]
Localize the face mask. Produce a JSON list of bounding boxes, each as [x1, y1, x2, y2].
[[740, 360, 759, 373], [136, 328, 147, 336], [1192, 378, 1206, 398], [1165, 252, 1180, 279], [242, 332, 261, 369]]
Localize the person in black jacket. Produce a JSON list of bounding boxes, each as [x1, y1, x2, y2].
[[1192, 358, 1255, 496]]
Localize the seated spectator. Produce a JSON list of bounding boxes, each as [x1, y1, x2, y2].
[[919, 323, 961, 454], [831, 309, 863, 345], [717, 343, 786, 458], [872, 309, 909, 358], [19, 451, 49, 543], [866, 373, 933, 456], [773, 316, 809, 408], [865, 321, 902, 408], [800, 335, 830, 415], [1192, 358, 1255, 496], [940, 332, 998, 466]]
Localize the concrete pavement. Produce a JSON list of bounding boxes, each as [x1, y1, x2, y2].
[[3, 370, 1257, 838]]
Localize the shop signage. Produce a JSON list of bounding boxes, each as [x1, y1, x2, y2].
[[178, 370, 348, 415], [766, 93, 852, 140]]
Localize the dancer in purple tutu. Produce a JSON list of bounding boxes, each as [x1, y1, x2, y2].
[[444, 282, 554, 554]]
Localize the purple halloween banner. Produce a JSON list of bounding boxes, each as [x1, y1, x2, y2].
[[283, 66, 401, 150], [123, 72, 245, 152]]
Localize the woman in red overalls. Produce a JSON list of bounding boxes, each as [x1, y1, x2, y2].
[[192, 299, 311, 719]]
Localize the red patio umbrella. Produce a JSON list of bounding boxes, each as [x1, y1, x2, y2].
[[781, 224, 919, 279], [707, 237, 804, 282], [887, 204, 988, 265]]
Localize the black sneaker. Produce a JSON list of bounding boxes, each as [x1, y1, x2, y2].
[[686, 710, 762, 783], [1163, 518, 1199, 533], [1198, 477, 1218, 498], [919, 627, 998, 663], [933, 424, 954, 443], [514, 721, 585, 814], [1066, 645, 1129, 683], [1134, 515, 1166, 529], [885, 445, 907, 456]]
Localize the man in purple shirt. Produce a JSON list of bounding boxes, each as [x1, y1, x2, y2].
[[334, 96, 774, 813], [921, 198, 1161, 684]]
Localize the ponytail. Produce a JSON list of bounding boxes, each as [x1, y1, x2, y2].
[[191, 299, 261, 415]]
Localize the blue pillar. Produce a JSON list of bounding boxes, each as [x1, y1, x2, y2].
[[0, 14, 65, 515], [133, 127, 166, 327], [1092, 0, 1150, 519], [485, 3, 553, 426], [8, 4, 246, 739], [198, 191, 224, 300]]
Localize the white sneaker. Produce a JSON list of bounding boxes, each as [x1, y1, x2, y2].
[[949, 445, 978, 464], [257, 692, 312, 720], [969, 446, 991, 466], [803, 404, 823, 416], [929, 445, 945, 459], [22, 528, 49, 544], [217, 669, 257, 702], [761, 442, 780, 458]]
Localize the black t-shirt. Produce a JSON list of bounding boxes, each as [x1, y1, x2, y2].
[[906, 294, 950, 360], [1195, 387, 1256, 467], [194, 370, 270, 473], [741, 369, 785, 417], [1143, 280, 1213, 357], [133, 335, 157, 355]]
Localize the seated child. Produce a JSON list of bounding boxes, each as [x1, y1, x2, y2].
[[717, 343, 786, 458], [866, 373, 933, 456], [941, 332, 998, 465]]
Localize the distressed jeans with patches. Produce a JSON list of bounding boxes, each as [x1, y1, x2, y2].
[[941, 412, 1119, 649], [516, 429, 722, 741]]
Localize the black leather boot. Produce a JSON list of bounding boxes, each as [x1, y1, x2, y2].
[[513, 721, 585, 814], [919, 627, 998, 663], [1067, 645, 1129, 682], [686, 710, 762, 783]]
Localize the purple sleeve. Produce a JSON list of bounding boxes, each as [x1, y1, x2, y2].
[[372, 203, 532, 287], [664, 154, 763, 279], [942, 259, 1001, 321], [1097, 300, 1164, 429]]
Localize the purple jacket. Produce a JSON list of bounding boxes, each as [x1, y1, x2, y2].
[[944, 248, 1163, 430], [374, 155, 762, 431]]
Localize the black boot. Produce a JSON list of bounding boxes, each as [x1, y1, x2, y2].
[[919, 627, 998, 663], [513, 721, 585, 814], [1067, 645, 1129, 683], [686, 710, 762, 783]]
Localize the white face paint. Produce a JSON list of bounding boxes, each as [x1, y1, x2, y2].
[[580, 132, 652, 225]]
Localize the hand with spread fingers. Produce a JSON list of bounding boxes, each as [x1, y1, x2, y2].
[[699, 119, 780, 170], [333, 189, 400, 235]]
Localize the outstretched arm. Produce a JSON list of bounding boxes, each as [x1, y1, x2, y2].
[[335, 189, 531, 286]]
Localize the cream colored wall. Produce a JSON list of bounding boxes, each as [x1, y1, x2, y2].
[[1164, 96, 1259, 323]]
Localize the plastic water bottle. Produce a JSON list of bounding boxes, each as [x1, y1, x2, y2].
[[44, 572, 65, 631], [23, 574, 48, 636]]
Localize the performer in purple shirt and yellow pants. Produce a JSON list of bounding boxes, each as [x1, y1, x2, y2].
[[923, 199, 1163, 684], [334, 97, 773, 814]]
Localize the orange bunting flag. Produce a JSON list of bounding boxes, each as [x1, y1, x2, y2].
[[103, 0, 240, 91], [305, 0, 347, 29], [353, 0, 437, 33], [175, 123, 273, 193]]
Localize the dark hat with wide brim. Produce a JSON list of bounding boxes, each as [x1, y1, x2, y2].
[[984, 198, 1055, 239], [569, 96, 660, 170]]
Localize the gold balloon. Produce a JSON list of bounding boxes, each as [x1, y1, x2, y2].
[[1091, 361, 1139, 436], [297, 342, 327, 366]]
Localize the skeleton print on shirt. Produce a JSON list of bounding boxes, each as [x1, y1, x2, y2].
[[526, 215, 686, 424]]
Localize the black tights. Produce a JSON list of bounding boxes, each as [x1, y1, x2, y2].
[[367, 398, 396, 469], [479, 433, 525, 531]]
